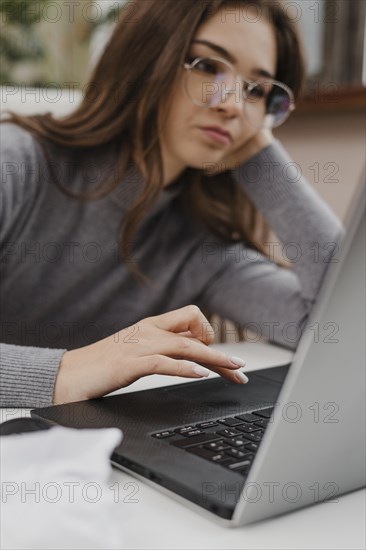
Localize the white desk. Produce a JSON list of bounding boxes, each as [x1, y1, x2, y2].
[[1, 340, 365, 549]]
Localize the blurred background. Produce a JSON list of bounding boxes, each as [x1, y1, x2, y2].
[[1, 0, 365, 92], [0, 0, 121, 87]]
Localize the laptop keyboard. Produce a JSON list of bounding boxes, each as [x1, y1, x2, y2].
[[151, 407, 274, 477]]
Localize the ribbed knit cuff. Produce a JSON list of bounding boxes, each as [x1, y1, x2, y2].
[[0, 344, 67, 408]]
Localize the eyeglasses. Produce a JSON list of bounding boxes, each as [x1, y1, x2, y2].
[[183, 55, 296, 129]]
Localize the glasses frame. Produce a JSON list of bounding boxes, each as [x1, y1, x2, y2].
[[183, 55, 296, 128]]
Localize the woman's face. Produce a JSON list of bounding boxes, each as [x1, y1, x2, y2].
[[159, 6, 277, 186]]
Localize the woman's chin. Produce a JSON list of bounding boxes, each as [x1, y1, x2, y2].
[[185, 150, 228, 172]]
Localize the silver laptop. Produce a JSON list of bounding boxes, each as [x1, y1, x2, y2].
[[32, 168, 366, 526]]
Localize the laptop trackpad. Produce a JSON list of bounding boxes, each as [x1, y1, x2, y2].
[[158, 364, 290, 416], [251, 364, 291, 383]]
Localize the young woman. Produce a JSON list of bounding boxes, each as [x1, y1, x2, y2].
[[0, 0, 344, 407]]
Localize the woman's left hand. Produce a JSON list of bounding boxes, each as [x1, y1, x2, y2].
[[205, 128, 275, 175]]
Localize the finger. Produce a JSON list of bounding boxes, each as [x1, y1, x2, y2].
[[200, 362, 249, 385], [139, 336, 246, 371], [134, 355, 249, 384], [135, 355, 214, 380], [177, 331, 208, 344], [176, 330, 194, 338], [154, 330, 205, 346], [149, 305, 215, 345]]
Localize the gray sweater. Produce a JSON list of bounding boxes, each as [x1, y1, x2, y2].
[[0, 122, 345, 407]]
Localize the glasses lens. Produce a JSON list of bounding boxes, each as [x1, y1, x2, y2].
[[184, 57, 293, 129], [245, 82, 293, 129], [185, 57, 236, 107]]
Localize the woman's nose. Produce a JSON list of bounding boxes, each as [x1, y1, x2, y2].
[[212, 88, 245, 117]]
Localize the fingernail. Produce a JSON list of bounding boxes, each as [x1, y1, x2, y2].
[[192, 365, 210, 377], [230, 356, 246, 368], [235, 370, 249, 384]]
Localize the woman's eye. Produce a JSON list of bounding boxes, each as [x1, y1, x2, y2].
[[248, 85, 266, 99], [192, 59, 218, 74]]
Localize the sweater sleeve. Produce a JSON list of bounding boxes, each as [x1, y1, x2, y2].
[[0, 343, 67, 408], [0, 123, 67, 408], [196, 138, 345, 350]]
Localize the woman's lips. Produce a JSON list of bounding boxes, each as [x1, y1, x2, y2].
[[200, 127, 231, 146]]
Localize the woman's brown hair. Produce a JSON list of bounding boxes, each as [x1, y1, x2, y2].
[[1, 0, 307, 285]]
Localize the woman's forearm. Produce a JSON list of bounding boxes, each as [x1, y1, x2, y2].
[[231, 139, 345, 302]]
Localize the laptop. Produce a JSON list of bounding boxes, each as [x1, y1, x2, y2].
[[32, 169, 366, 526]]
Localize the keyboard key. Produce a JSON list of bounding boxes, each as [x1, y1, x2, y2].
[[223, 437, 248, 448], [244, 442, 259, 452], [216, 428, 242, 438], [235, 423, 262, 433], [241, 431, 263, 442], [217, 417, 244, 427], [196, 421, 218, 429], [184, 429, 204, 437], [151, 431, 175, 439], [174, 426, 196, 435], [227, 459, 253, 470], [225, 448, 251, 459], [234, 459, 254, 475], [253, 407, 274, 419], [204, 441, 230, 452], [234, 413, 260, 423], [235, 466, 251, 476], [253, 419, 269, 428], [171, 433, 221, 448], [187, 447, 228, 463]]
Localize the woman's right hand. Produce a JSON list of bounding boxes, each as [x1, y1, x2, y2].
[[53, 305, 248, 405]]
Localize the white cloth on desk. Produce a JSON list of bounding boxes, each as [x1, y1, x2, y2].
[[0, 426, 126, 549]]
